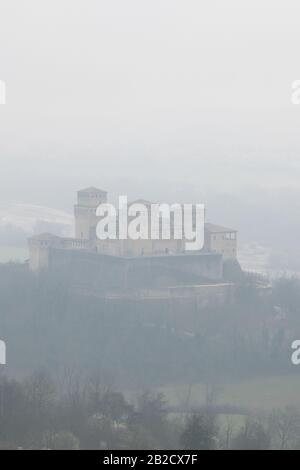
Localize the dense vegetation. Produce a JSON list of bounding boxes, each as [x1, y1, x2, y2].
[[0, 370, 300, 449], [1, 263, 300, 448], [0, 264, 298, 385]]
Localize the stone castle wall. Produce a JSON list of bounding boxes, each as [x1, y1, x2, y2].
[[48, 248, 223, 291]]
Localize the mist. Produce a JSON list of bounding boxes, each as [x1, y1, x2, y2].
[[1, 0, 300, 452]]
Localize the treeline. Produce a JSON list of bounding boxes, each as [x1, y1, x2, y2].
[[0, 369, 184, 450], [1, 370, 300, 449], [0, 264, 300, 385]]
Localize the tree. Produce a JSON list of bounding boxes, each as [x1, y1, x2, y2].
[[180, 412, 217, 450], [44, 430, 80, 450], [220, 415, 235, 450], [269, 406, 300, 450], [233, 417, 270, 450], [272, 277, 300, 321]]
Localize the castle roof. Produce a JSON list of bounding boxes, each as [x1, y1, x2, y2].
[[78, 187, 107, 195], [205, 223, 237, 233]]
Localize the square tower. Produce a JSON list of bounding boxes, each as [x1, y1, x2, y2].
[[74, 187, 107, 240]]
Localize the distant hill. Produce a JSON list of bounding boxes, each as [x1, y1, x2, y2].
[[0, 203, 73, 244]]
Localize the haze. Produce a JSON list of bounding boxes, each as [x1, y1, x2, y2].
[[0, 0, 300, 254]]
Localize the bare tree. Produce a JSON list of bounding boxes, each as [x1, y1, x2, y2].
[[269, 406, 300, 450]]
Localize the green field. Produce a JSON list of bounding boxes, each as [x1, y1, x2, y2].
[[0, 245, 28, 263], [158, 374, 300, 412]]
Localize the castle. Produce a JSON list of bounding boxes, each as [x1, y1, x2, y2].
[[29, 187, 237, 268], [28, 188, 239, 301]]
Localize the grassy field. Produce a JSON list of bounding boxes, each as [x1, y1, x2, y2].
[[0, 245, 28, 263], [158, 374, 300, 412]]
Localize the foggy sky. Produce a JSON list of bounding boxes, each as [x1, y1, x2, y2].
[[1, 0, 300, 209]]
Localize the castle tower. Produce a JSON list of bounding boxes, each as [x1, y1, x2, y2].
[[74, 187, 107, 240], [28, 233, 62, 271]]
